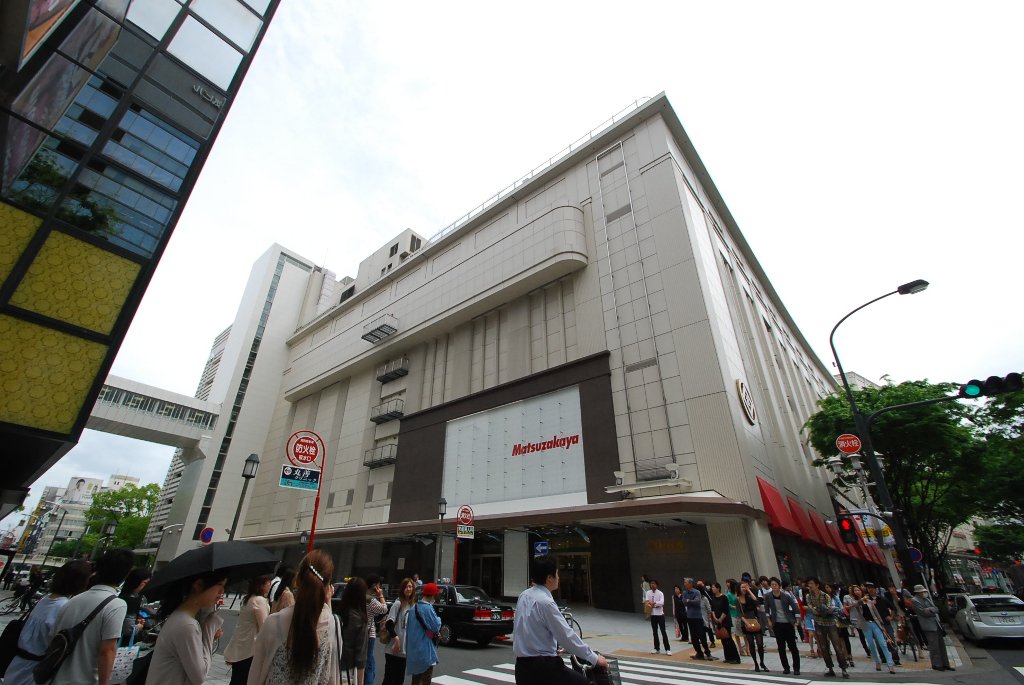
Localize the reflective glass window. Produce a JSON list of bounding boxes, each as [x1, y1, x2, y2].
[[125, 0, 182, 41], [238, 0, 270, 15], [2, 128, 83, 213], [168, 16, 242, 89], [191, 0, 262, 51], [56, 8, 120, 72]]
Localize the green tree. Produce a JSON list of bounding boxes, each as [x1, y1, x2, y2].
[[973, 524, 1024, 564], [83, 482, 161, 551], [804, 380, 991, 577]]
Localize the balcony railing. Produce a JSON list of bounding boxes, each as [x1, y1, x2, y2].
[[370, 398, 404, 424], [376, 357, 409, 383], [364, 444, 398, 468], [361, 314, 398, 343]]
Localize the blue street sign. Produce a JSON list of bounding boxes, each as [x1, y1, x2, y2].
[[533, 540, 550, 556], [279, 464, 321, 491], [200, 527, 214, 544], [909, 547, 923, 564]]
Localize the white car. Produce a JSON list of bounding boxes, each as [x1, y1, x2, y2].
[[953, 594, 1024, 642]]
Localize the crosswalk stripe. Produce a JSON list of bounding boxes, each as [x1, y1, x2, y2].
[[463, 667, 515, 682], [617, 659, 807, 683], [1015, 666, 1024, 678], [434, 677, 492, 685]]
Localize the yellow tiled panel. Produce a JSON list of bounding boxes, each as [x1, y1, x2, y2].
[[0, 315, 108, 434], [0, 202, 42, 284], [9, 232, 141, 335]]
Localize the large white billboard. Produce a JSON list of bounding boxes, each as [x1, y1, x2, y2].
[[442, 385, 587, 516]]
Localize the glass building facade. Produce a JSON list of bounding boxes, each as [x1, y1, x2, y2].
[[0, 0, 281, 510]]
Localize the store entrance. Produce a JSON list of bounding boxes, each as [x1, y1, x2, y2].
[[556, 553, 592, 605], [468, 554, 503, 598]]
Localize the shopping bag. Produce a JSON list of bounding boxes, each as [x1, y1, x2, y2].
[[674, 623, 681, 639], [109, 627, 139, 684]]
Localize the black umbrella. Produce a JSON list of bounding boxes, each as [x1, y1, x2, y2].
[[148, 540, 277, 594]]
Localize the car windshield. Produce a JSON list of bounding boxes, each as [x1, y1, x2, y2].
[[972, 596, 1024, 612], [454, 586, 492, 603]]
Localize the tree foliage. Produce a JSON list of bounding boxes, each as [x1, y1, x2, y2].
[[804, 380, 992, 575], [83, 483, 161, 551], [973, 524, 1024, 564]]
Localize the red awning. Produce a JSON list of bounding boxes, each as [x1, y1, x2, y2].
[[808, 511, 838, 551], [786, 498, 817, 542], [873, 546, 888, 567], [825, 522, 848, 553], [854, 536, 872, 562], [756, 477, 802, 537]]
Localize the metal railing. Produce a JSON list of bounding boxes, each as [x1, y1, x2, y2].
[[376, 357, 410, 383], [364, 443, 398, 468], [369, 398, 404, 424]]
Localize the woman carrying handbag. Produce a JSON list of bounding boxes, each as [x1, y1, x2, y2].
[[709, 583, 740, 664], [736, 581, 767, 672]]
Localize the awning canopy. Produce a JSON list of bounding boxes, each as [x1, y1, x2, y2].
[[786, 498, 817, 543], [824, 521, 848, 554], [808, 511, 838, 551], [756, 477, 801, 537]]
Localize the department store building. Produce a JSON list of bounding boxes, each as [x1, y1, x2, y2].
[[241, 94, 888, 610]]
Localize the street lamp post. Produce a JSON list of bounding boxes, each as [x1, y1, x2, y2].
[[39, 507, 68, 571], [229, 453, 260, 542], [91, 520, 118, 560], [151, 523, 185, 571], [435, 498, 447, 582], [829, 278, 928, 586]]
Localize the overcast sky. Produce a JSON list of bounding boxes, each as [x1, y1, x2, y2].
[[7, 1, 1022, 526]]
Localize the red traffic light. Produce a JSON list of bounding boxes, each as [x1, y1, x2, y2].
[[974, 548, 982, 555], [837, 513, 859, 544]]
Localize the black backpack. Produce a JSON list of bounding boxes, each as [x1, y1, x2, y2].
[[0, 615, 28, 672], [33, 595, 114, 684]]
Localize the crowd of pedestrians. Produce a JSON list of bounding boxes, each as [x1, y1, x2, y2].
[[646, 571, 954, 677]]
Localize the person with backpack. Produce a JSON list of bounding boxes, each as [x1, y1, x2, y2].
[[46, 548, 134, 684], [2, 560, 92, 685]]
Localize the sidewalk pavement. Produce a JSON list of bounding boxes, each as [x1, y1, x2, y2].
[[568, 606, 965, 678], [0, 591, 967, 683]]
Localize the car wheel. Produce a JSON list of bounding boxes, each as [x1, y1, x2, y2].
[[438, 623, 456, 646], [476, 636, 492, 647]]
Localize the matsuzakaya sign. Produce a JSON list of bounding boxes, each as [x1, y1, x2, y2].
[[511, 433, 581, 456]]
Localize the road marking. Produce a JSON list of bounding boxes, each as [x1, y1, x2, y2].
[[1015, 666, 1024, 679], [436, 657, 948, 685]]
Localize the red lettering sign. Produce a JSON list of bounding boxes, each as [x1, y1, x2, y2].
[[510, 434, 581, 457]]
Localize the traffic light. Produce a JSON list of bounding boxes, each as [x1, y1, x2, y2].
[[959, 373, 1023, 398], [837, 513, 859, 544]]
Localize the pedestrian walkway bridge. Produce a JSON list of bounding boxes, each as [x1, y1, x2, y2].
[[85, 374, 220, 459]]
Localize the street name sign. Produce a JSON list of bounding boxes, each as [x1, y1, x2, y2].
[[836, 434, 862, 454], [457, 524, 475, 539], [280, 464, 321, 491]]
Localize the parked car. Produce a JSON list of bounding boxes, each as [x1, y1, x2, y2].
[[431, 584, 514, 646], [953, 593, 1024, 642]]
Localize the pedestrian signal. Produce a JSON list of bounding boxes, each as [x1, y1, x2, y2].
[[837, 513, 858, 544]]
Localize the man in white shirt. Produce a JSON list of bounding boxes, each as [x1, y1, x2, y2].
[[51, 548, 134, 685], [645, 579, 671, 655], [513, 555, 607, 684]]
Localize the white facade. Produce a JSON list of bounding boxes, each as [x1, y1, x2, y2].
[[151, 245, 322, 563], [211, 95, 884, 606]]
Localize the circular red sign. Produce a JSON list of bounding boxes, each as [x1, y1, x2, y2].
[[836, 433, 862, 454], [287, 430, 324, 467], [457, 505, 474, 525]]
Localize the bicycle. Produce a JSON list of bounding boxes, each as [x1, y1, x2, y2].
[[0, 594, 22, 615], [896, 617, 922, 662], [559, 605, 583, 638]]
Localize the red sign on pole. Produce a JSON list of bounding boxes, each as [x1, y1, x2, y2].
[[457, 505, 474, 526], [836, 433, 862, 454], [287, 430, 324, 467]]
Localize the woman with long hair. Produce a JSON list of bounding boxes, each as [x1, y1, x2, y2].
[[119, 566, 152, 641], [709, 582, 741, 664], [3, 560, 92, 685], [380, 577, 417, 685], [671, 584, 688, 643], [737, 580, 768, 672], [339, 577, 369, 685], [146, 571, 228, 684], [223, 574, 273, 685], [248, 550, 340, 685], [270, 567, 295, 614]]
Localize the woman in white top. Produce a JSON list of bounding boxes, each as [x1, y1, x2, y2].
[[380, 578, 416, 685], [270, 568, 295, 614], [248, 550, 340, 685], [2, 560, 92, 685], [224, 574, 272, 685], [146, 571, 227, 685]]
